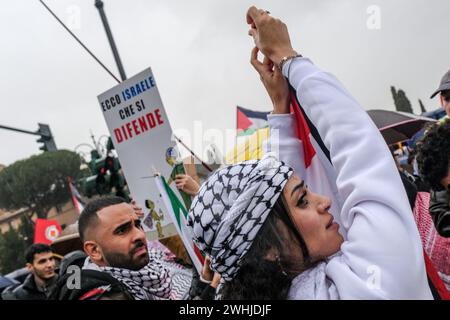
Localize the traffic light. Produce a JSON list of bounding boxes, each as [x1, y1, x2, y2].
[[80, 150, 109, 197], [79, 146, 128, 199], [36, 123, 57, 152]]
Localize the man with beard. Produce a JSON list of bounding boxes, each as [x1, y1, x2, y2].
[[2, 244, 58, 300], [430, 70, 450, 119], [52, 196, 174, 300]]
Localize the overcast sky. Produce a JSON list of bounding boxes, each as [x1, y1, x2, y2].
[[0, 0, 449, 166]]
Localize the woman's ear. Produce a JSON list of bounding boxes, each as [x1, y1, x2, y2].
[[263, 247, 280, 261]]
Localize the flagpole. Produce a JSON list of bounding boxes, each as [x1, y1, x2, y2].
[[172, 135, 213, 172], [38, 0, 121, 84], [235, 106, 240, 163]]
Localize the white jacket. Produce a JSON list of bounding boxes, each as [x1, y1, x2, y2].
[[267, 58, 432, 299]]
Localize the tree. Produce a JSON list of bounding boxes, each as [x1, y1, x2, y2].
[[391, 86, 414, 114], [0, 150, 81, 220], [0, 227, 25, 274], [390, 86, 398, 106], [18, 214, 34, 247], [419, 99, 427, 114], [0, 216, 34, 274]]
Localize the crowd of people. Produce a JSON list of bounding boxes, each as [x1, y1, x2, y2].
[[2, 6, 450, 300]]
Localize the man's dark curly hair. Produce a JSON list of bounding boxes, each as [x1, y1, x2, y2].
[[417, 119, 450, 191]]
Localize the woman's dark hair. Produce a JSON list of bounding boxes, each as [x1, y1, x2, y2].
[[416, 119, 450, 191], [220, 195, 312, 300]]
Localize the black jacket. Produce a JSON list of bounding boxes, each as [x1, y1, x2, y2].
[[3, 274, 58, 300], [429, 189, 450, 237], [50, 269, 133, 300]]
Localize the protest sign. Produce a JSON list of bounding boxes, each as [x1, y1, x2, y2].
[[98, 68, 186, 241]]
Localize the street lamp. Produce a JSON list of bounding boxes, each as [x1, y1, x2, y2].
[[94, 0, 127, 81]]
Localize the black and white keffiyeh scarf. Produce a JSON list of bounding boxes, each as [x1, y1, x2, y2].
[[84, 250, 174, 300], [187, 153, 293, 281], [147, 248, 193, 300]]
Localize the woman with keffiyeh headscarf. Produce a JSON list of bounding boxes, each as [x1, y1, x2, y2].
[[186, 7, 433, 300]]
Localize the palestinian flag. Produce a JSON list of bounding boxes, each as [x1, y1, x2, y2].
[[288, 87, 344, 237], [154, 175, 204, 274], [225, 127, 269, 164], [236, 106, 270, 136], [68, 178, 85, 214]]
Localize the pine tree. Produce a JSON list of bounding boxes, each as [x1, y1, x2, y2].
[[0, 215, 34, 274], [0, 227, 25, 274], [0, 150, 81, 219], [391, 86, 414, 114], [391, 86, 398, 105], [419, 99, 427, 114]]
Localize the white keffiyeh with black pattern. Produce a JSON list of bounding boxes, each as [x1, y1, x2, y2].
[[187, 153, 293, 281], [83, 249, 190, 300]]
